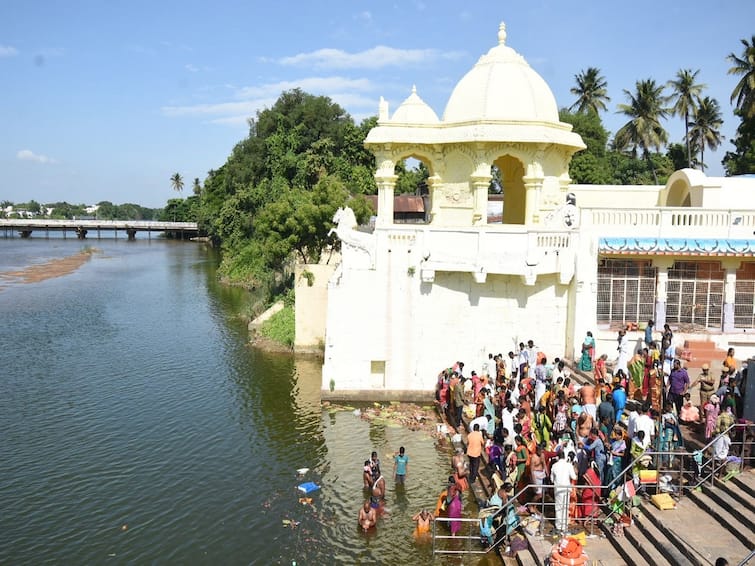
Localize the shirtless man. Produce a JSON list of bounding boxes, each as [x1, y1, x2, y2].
[[576, 411, 594, 442], [358, 500, 377, 531], [580, 383, 597, 419], [530, 445, 546, 503]]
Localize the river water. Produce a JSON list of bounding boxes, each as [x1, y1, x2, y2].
[[0, 237, 494, 565]]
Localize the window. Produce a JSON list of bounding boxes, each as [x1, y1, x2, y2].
[[597, 259, 656, 325], [666, 261, 724, 329], [734, 262, 755, 329]]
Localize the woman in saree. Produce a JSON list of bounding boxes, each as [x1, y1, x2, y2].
[[578, 331, 595, 372], [594, 354, 608, 385], [704, 394, 721, 440]]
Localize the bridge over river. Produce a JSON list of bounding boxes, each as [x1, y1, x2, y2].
[[0, 219, 199, 240]]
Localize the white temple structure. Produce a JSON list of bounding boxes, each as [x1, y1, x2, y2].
[[304, 23, 755, 400]]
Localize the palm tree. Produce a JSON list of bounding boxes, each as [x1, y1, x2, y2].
[[570, 67, 611, 115], [728, 35, 755, 119], [615, 79, 669, 183], [689, 96, 724, 171], [667, 69, 705, 168], [192, 177, 202, 196], [170, 172, 184, 193]]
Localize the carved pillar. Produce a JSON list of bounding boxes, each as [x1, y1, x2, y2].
[[522, 176, 542, 225], [654, 259, 674, 328], [723, 261, 739, 332], [375, 174, 397, 228], [426, 175, 441, 224], [470, 174, 491, 226]]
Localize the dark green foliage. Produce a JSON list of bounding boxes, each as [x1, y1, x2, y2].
[[560, 108, 672, 185], [195, 89, 378, 293], [723, 112, 755, 175]]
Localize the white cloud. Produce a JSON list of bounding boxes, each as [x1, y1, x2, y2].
[[236, 76, 373, 99], [0, 45, 18, 57], [161, 99, 273, 117], [17, 149, 56, 164], [185, 63, 199, 73], [278, 45, 455, 69]]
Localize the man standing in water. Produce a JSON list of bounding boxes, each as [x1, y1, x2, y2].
[[394, 446, 409, 484], [358, 499, 377, 531], [369, 451, 381, 483]]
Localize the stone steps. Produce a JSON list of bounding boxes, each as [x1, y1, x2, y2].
[[597, 520, 650, 565], [687, 485, 755, 551], [682, 339, 728, 368], [705, 478, 755, 529], [617, 511, 675, 566]]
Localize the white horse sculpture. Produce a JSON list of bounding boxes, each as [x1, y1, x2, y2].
[[330, 207, 375, 267]]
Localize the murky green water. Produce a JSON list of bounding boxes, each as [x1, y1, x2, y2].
[[0, 237, 496, 565]]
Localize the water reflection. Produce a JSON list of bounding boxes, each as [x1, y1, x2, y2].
[[0, 239, 499, 565]]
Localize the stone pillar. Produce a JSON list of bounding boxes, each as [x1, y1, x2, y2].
[[375, 174, 397, 228], [654, 259, 673, 328], [522, 176, 542, 225], [426, 175, 441, 224], [723, 262, 739, 332], [470, 174, 491, 226]]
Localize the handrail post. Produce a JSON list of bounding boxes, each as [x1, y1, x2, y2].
[[740, 425, 747, 474], [540, 491, 545, 537]]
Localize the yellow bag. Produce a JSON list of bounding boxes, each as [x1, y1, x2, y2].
[[651, 493, 676, 510]]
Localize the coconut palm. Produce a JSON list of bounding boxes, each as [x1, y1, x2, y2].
[[689, 96, 724, 171], [728, 35, 755, 119], [170, 172, 184, 193], [667, 69, 706, 168], [570, 67, 611, 115], [615, 79, 669, 183], [192, 177, 202, 196]]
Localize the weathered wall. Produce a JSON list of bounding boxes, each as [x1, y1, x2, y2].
[[294, 262, 337, 354]]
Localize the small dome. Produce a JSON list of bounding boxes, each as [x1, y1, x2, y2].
[[390, 85, 439, 124], [443, 22, 559, 124]]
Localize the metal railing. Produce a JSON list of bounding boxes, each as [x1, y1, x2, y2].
[[430, 423, 753, 557]]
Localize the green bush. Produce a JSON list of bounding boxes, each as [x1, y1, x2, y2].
[[258, 305, 294, 348]]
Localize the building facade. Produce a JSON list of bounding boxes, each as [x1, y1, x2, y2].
[[313, 23, 755, 399]]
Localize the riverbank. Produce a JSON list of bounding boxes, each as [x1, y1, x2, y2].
[[0, 248, 97, 288]]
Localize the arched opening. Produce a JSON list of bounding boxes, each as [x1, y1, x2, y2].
[[494, 155, 526, 225], [665, 179, 691, 207], [393, 156, 432, 224]]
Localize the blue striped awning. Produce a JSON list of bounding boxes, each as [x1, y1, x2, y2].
[[599, 237, 755, 256]]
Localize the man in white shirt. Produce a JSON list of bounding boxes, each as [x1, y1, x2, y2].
[[469, 414, 491, 434], [713, 432, 731, 466], [500, 401, 516, 446], [550, 451, 577, 534], [635, 404, 655, 449]]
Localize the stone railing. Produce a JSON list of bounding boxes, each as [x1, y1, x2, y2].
[[378, 224, 575, 280], [582, 207, 755, 239]]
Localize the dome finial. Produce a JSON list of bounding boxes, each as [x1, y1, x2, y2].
[[412, 84, 417, 94], [498, 22, 507, 45]]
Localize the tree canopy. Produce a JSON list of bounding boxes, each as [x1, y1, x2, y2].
[[195, 89, 376, 289]]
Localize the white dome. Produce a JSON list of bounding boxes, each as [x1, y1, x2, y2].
[[390, 86, 439, 124], [443, 23, 559, 124]]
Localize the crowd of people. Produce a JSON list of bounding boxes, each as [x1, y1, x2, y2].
[[356, 324, 749, 556], [430, 325, 748, 539]]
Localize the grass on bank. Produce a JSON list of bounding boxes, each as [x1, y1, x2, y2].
[[258, 304, 294, 348]]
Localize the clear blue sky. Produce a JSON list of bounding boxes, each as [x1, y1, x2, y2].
[[1, 1, 753, 208]]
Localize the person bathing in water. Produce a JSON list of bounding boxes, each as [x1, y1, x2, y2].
[[358, 499, 377, 531]]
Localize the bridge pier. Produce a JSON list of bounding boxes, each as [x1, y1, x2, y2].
[[76, 226, 88, 239], [127, 228, 137, 241], [20, 230, 32, 238]]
